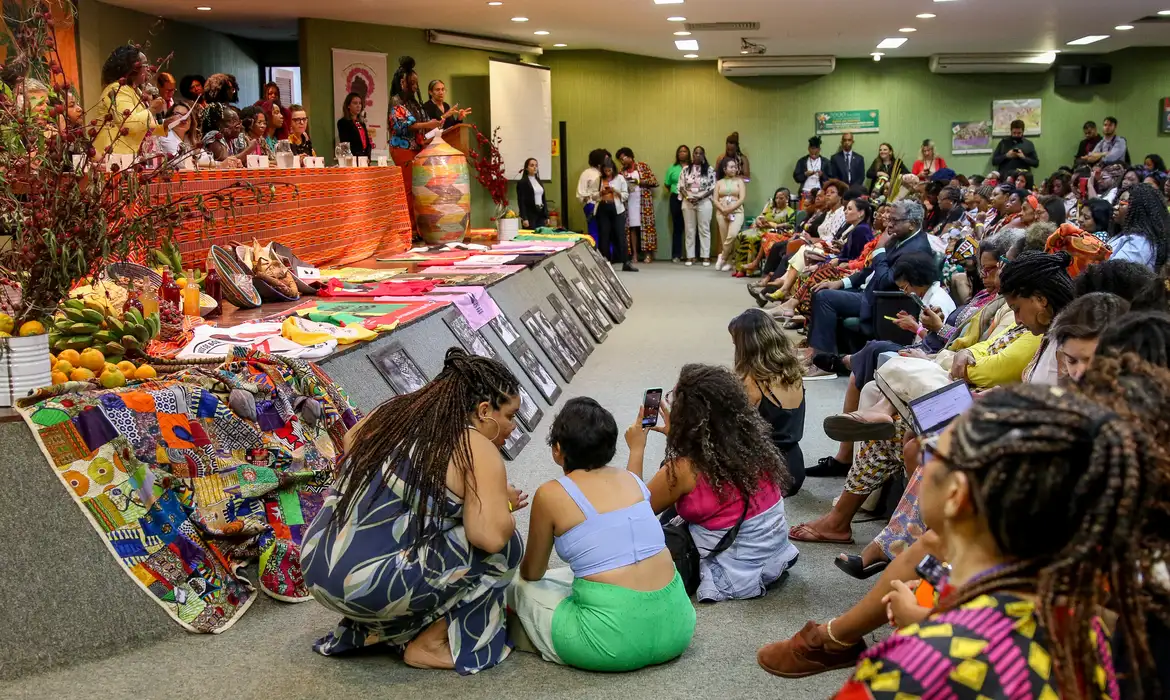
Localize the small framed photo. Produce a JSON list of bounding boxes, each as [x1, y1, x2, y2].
[[510, 338, 561, 404], [586, 244, 634, 307], [369, 343, 429, 395], [532, 307, 582, 368], [522, 309, 576, 382], [488, 313, 522, 347], [547, 294, 593, 358], [583, 266, 626, 323], [500, 425, 531, 461], [516, 384, 544, 431], [573, 277, 613, 331], [444, 310, 497, 359], [545, 263, 577, 301]]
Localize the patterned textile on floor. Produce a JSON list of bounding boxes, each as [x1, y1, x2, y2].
[[15, 348, 362, 632]]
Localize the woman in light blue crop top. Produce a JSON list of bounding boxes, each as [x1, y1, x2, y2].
[[508, 398, 695, 672]]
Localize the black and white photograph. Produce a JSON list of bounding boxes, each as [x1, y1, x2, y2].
[[584, 266, 626, 323], [510, 338, 561, 404], [586, 244, 634, 307], [573, 277, 613, 331], [488, 313, 522, 347], [369, 343, 429, 395], [545, 263, 577, 302], [522, 309, 576, 381], [547, 294, 594, 359], [444, 310, 497, 359], [499, 424, 531, 461], [551, 284, 607, 343], [531, 307, 583, 370], [516, 385, 544, 431]]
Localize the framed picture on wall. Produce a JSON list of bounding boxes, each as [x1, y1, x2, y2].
[[521, 309, 577, 382], [547, 294, 594, 359], [444, 310, 497, 359], [585, 245, 634, 307], [369, 343, 429, 396], [516, 385, 544, 431], [500, 424, 531, 461]]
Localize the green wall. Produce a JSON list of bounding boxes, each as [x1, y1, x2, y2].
[[78, 0, 261, 109], [544, 48, 1170, 256]]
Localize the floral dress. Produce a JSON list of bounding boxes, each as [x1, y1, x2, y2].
[[300, 457, 524, 675], [389, 97, 428, 151]]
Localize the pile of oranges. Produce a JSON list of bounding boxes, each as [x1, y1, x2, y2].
[[50, 348, 157, 387]]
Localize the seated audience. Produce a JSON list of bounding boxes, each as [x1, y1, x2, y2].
[[155, 101, 199, 157], [729, 309, 807, 495], [287, 104, 315, 158], [1078, 196, 1113, 241], [235, 105, 271, 159], [768, 196, 876, 312], [1108, 182, 1169, 270], [92, 45, 155, 158], [714, 156, 747, 272], [300, 349, 524, 674], [509, 398, 695, 672], [627, 364, 800, 602]]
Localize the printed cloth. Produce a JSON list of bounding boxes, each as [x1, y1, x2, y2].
[[300, 458, 523, 675], [874, 463, 925, 560], [845, 419, 909, 496], [16, 348, 361, 632], [623, 161, 659, 255], [177, 322, 337, 360]]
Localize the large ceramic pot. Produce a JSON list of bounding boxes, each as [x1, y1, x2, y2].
[[0, 333, 52, 407], [411, 135, 471, 245]]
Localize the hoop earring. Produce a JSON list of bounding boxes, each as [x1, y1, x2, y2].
[[1037, 308, 1052, 327], [481, 416, 501, 442]]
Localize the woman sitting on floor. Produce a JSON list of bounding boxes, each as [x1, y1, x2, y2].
[[829, 383, 1159, 699], [729, 309, 807, 496], [300, 348, 526, 674], [628, 364, 800, 602], [508, 398, 695, 672]]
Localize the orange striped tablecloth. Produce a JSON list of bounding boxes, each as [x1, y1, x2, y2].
[[155, 166, 413, 267]]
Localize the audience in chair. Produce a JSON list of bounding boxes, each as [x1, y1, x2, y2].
[[509, 398, 695, 672]]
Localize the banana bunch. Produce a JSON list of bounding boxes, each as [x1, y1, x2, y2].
[[50, 300, 160, 362], [152, 239, 205, 289]]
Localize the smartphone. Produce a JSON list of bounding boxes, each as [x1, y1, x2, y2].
[[642, 388, 663, 428], [907, 291, 926, 310], [915, 554, 951, 587]]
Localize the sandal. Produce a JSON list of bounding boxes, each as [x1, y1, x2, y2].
[[806, 456, 851, 478], [833, 553, 889, 580], [789, 522, 854, 545]]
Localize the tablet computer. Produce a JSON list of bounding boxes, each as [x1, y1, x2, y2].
[[908, 380, 974, 436]]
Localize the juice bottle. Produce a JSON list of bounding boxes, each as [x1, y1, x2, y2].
[[141, 285, 159, 316], [159, 269, 181, 311], [203, 268, 222, 318], [182, 269, 201, 316]]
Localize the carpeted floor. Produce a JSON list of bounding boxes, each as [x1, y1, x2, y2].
[[4, 264, 886, 700]]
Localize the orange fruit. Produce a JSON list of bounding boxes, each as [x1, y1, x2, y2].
[[51, 371, 68, 385], [134, 364, 158, 380], [176, 277, 188, 289], [116, 361, 137, 375], [79, 348, 106, 372], [58, 349, 81, 367], [104, 362, 117, 374], [18, 320, 45, 336], [99, 369, 127, 389], [54, 360, 75, 375], [49, 352, 57, 366], [69, 367, 95, 381]]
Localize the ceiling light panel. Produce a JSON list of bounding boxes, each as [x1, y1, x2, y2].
[[1066, 34, 1109, 45], [876, 37, 908, 49], [654, 0, 684, 3], [675, 39, 699, 50], [667, 16, 687, 21], [916, 13, 936, 18]]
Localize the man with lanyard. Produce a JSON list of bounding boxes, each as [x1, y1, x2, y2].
[[794, 136, 826, 195], [803, 200, 934, 373]]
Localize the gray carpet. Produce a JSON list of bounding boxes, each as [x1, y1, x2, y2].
[[4, 265, 884, 700]]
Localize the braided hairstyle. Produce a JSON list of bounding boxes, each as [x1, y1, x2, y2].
[[1096, 310, 1170, 368], [942, 384, 1164, 697], [390, 55, 424, 113], [1073, 259, 1157, 303], [664, 364, 788, 500], [999, 251, 1076, 318], [333, 347, 520, 542], [1118, 183, 1170, 267]]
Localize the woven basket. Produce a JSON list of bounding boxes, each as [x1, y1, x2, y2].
[[103, 262, 220, 316], [145, 355, 226, 375], [207, 246, 262, 309]]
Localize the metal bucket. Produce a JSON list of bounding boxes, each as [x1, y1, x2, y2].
[[0, 334, 52, 407]]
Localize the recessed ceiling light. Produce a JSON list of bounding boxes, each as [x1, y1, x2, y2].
[[683, 53, 698, 58], [667, 16, 687, 21], [1066, 34, 1109, 45], [487, 1, 502, 5], [195, 5, 211, 9], [511, 16, 528, 21], [876, 37, 908, 49], [654, 0, 684, 3], [534, 30, 549, 35], [916, 13, 935, 18], [673, 31, 691, 36], [553, 43, 567, 47], [1160, 10, 1170, 15], [899, 27, 917, 32], [1115, 24, 1134, 30], [871, 52, 883, 61], [675, 39, 698, 50]]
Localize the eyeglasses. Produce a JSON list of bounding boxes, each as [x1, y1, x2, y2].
[[291, 117, 308, 123], [917, 432, 985, 514]]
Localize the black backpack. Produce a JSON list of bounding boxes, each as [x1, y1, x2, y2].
[[660, 499, 749, 596]]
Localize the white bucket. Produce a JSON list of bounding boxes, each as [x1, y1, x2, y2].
[[0, 334, 52, 407], [498, 217, 520, 241]]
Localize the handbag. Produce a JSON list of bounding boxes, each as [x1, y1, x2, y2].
[[660, 496, 750, 596]]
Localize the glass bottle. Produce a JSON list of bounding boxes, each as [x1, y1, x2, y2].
[[182, 269, 201, 317], [159, 269, 181, 311], [203, 268, 222, 318], [141, 285, 159, 316]]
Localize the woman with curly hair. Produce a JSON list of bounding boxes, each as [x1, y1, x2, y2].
[[92, 44, 155, 157], [627, 364, 799, 602], [300, 348, 526, 674], [1108, 182, 1170, 270]]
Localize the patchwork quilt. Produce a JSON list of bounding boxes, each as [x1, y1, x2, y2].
[[16, 347, 361, 632]]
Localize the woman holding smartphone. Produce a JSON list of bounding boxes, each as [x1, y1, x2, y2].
[[596, 158, 636, 271]]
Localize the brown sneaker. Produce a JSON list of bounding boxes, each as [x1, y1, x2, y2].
[[757, 621, 867, 678]]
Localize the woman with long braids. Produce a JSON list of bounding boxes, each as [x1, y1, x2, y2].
[[627, 364, 799, 602], [1107, 182, 1170, 270], [832, 383, 1160, 699], [300, 348, 526, 674]]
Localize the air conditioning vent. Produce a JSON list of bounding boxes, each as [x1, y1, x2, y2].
[[929, 53, 1055, 74], [686, 21, 760, 32], [718, 55, 835, 77]]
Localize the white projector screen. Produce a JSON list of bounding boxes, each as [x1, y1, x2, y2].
[[489, 59, 552, 181]]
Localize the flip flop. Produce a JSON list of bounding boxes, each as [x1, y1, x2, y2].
[[823, 413, 898, 442], [833, 553, 889, 580], [789, 523, 854, 545]]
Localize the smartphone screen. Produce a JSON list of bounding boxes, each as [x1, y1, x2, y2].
[[642, 388, 663, 428], [908, 291, 926, 310]]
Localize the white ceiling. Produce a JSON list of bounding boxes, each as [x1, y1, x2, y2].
[[108, 0, 1170, 59]]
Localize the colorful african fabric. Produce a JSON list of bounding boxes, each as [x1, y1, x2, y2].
[[835, 591, 1120, 699], [16, 348, 361, 632], [623, 161, 659, 255], [300, 457, 523, 675]]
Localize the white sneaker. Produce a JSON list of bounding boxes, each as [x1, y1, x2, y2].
[[685, 260, 694, 266], [715, 254, 724, 270], [702, 260, 711, 267]]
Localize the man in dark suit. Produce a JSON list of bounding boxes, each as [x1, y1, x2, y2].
[[804, 200, 933, 373], [828, 132, 867, 189]]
